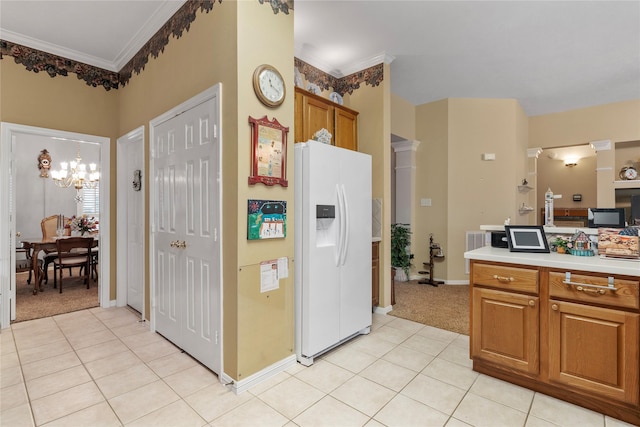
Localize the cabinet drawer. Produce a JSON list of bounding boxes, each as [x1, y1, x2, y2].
[[472, 262, 539, 294], [549, 271, 639, 310]]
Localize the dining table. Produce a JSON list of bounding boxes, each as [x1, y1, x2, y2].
[[20, 235, 98, 295]]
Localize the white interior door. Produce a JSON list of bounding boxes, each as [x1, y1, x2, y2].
[[126, 135, 144, 313], [151, 86, 221, 374], [117, 127, 145, 315]]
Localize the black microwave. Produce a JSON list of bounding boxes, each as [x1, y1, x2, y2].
[[588, 208, 626, 228]]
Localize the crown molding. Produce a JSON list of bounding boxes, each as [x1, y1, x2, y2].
[[1, 0, 187, 73], [112, 0, 187, 71], [294, 49, 394, 78], [528, 148, 543, 158], [0, 29, 118, 72], [391, 140, 420, 153], [589, 139, 612, 152], [340, 52, 394, 77]]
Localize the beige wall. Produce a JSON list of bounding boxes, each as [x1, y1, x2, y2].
[[349, 63, 392, 306], [405, 97, 640, 282], [529, 100, 640, 210], [536, 156, 597, 214], [1, 57, 120, 299], [529, 100, 640, 149], [235, 0, 294, 380], [117, 2, 240, 320], [414, 99, 449, 279], [447, 99, 527, 281], [121, 1, 295, 381], [4, 0, 295, 382], [390, 93, 416, 141], [414, 98, 528, 282]]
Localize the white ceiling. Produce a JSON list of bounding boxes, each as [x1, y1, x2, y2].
[[1, 0, 638, 116]]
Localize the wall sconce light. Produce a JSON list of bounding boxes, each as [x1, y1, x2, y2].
[[564, 157, 578, 167]]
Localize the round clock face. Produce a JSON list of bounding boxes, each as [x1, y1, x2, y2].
[[623, 166, 638, 180], [253, 65, 285, 107]]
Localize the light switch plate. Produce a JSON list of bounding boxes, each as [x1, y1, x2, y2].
[[421, 198, 432, 207]]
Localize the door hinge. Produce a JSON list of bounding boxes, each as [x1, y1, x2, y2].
[[215, 330, 219, 345], [213, 124, 218, 139]]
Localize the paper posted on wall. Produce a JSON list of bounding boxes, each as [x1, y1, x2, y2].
[[260, 257, 289, 292]]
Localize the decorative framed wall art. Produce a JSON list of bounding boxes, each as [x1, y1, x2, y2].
[[248, 116, 288, 187], [247, 199, 287, 240]]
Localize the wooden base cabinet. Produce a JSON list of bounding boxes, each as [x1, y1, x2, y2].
[[470, 260, 640, 425], [472, 288, 539, 375], [548, 300, 639, 405]]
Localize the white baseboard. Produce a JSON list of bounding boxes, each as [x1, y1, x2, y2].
[[445, 280, 470, 285], [408, 276, 470, 285], [374, 305, 393, 314], [220, 354, 297, 394]]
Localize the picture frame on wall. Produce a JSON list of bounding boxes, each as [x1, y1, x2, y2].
[[248, 115, 288, 187], [505, 225, 550, 253], [247, 199, 287, 240]]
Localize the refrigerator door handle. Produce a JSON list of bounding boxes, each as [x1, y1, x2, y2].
[[335, 184, 344, 266], [340, 184, 350, 266]]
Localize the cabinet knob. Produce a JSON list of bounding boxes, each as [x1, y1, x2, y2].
[[493, 274, 514, 283], [551, 303, 559, 311], [528, 300, 535, 307]]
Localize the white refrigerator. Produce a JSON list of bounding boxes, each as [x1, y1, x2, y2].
[[294, 140, 372, 366]]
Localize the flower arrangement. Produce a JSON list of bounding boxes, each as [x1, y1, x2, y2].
[[552, 236, 572, 253], [312, 128, 332, 144], [67, 215, 98, 235]]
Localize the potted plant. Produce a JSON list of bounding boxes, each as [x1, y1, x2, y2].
[[553, 236, 571, 254], [391, 223, 414, 281]]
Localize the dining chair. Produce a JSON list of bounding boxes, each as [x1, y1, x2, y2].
[[16, 242, 40, 284], [41, 215, 69, 284], [52, 237, 93, 293], [78, 242, 99, 282]]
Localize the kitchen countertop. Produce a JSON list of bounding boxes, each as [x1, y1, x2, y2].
[[372, 237, 381, 243], [480, 225, 598, 235], [464, 246, 640, 276]]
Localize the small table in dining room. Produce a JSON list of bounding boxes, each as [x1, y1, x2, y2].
[[20, 236, 98, 295]]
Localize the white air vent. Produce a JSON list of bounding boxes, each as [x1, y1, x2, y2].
[[465, 231, 487, 274]]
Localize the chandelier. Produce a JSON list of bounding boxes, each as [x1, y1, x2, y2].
[[50, 145, 100, 189]]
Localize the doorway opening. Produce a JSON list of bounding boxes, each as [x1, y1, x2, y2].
[[0, 123, 111, 328]]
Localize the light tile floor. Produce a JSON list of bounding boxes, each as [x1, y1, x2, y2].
[[0, 306, 636, 427]]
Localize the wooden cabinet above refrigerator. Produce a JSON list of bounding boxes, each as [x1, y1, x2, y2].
[[294, 87, 358, 151]]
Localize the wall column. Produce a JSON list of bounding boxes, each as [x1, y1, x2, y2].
[[392, 140, 421, 226], [524, 148, 542, 224], [590, 139, 614, 208]]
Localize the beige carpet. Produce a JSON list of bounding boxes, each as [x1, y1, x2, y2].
[[389, 280, 469, 335], [14, 270, 99, 323]]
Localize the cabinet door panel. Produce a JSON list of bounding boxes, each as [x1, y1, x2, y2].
[[472, 288, 539, 375], [294, 90, 304, 143], [549, 300, 639, 404], [334, 107, 358, 151], [302, 96, 334, 144]]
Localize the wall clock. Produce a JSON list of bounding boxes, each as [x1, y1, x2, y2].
[[253, 64, 285, 107]]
